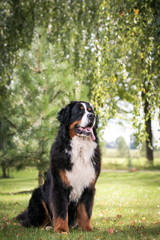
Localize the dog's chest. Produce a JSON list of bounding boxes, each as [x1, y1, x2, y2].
[[66, 136, 97, 202]]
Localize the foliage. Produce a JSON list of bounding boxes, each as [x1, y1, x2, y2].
[[0, 0, 52, 88], [1, 0, 160, 117], [42, 1, 160, 155], [84, 0, 160, 162], [1, 0, 160, 166], [0, 91, 19, 177], [12, 29, 85, 175], [0, 168, 160, 239], [90, 0, 160, 121], [0, 0, 101, 98]]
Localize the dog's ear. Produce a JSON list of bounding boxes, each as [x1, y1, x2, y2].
[[57, 101, 77, 125], [57, 106, 70, 125]]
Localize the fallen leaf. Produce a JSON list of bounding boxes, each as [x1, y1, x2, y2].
[[96, 236, 101, 240], [142, 217, 146, 223], [62, 232, 68, 235], [78, 236, 83, 240], [16, 234, 22, 237], [46, 226, 52, 230], [131, 220, 136, 226], [156, 222, 160, 225], [115, 229, 122, 233], [107, 228, 114, 235]]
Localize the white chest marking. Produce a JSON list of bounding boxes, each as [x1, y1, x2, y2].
[[66, 136, 97, 202]]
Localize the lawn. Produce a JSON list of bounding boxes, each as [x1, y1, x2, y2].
[[102, 149, 160, 170], [0, 168, 160, 240]]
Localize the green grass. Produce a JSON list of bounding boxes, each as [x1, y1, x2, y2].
[[0, 168, 160, 239], [102, 157, 160, 170], [102, 149, 160, 170]]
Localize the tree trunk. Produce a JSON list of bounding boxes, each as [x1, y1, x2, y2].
[[144, 98, 153, 164], [2, 164, 8, 178], [38, 170, 44, 186], [8, 168, 10, 178]]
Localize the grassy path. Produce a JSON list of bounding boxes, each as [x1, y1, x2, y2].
[[0, 168, 160, 239]]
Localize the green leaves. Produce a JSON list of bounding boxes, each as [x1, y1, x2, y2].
[[1, 0, 160, 166], [12, 29, 87, 172]]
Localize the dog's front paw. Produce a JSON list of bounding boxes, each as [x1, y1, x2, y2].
[[54, 217, 69, 233], [82, 222, 93, 232]]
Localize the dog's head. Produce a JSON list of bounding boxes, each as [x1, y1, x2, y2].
[[57, 101, 97, 141]]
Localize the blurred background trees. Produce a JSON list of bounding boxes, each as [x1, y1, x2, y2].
[[13, 29, 79, 184], [0, 0, 160, 180]]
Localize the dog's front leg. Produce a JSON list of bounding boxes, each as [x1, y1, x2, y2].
[[49, 185, 69, 233], [76, 187, 95, 231]]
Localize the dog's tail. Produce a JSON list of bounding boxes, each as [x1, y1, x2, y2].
[[16, 209, 30, 227]]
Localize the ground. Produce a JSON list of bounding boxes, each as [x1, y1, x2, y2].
[[102, 149, 160, 170], [0, 168, 160, 240]]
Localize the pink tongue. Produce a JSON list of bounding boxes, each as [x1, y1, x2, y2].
[[90, 128, 96, 141], [79, 127, 96, 141]]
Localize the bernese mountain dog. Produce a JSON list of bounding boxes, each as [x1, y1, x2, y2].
[[16, 101, 101, 233]]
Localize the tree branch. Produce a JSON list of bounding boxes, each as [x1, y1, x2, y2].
[[24, 57, 47, 73], [49, 90, 63, 103], [3, 116, 17, 129]]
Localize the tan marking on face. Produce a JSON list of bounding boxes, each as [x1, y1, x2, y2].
[[59, 170, 70, 187], [76, 203, 93, 231], [88, 107, 92, 112], [41, 200, 52, 227], [54, 215, 69, 233], [69, 120, 81, 139], [80, 106, 84, 110]]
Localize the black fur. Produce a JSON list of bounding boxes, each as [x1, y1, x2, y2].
[[16, 101, 101, 232]]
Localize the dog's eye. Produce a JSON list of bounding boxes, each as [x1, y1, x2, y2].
[[88, 107, 92, 112], [80, 106, 84, 111]]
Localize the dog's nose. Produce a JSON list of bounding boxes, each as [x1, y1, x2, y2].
[[87, 113, 95, 121]]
